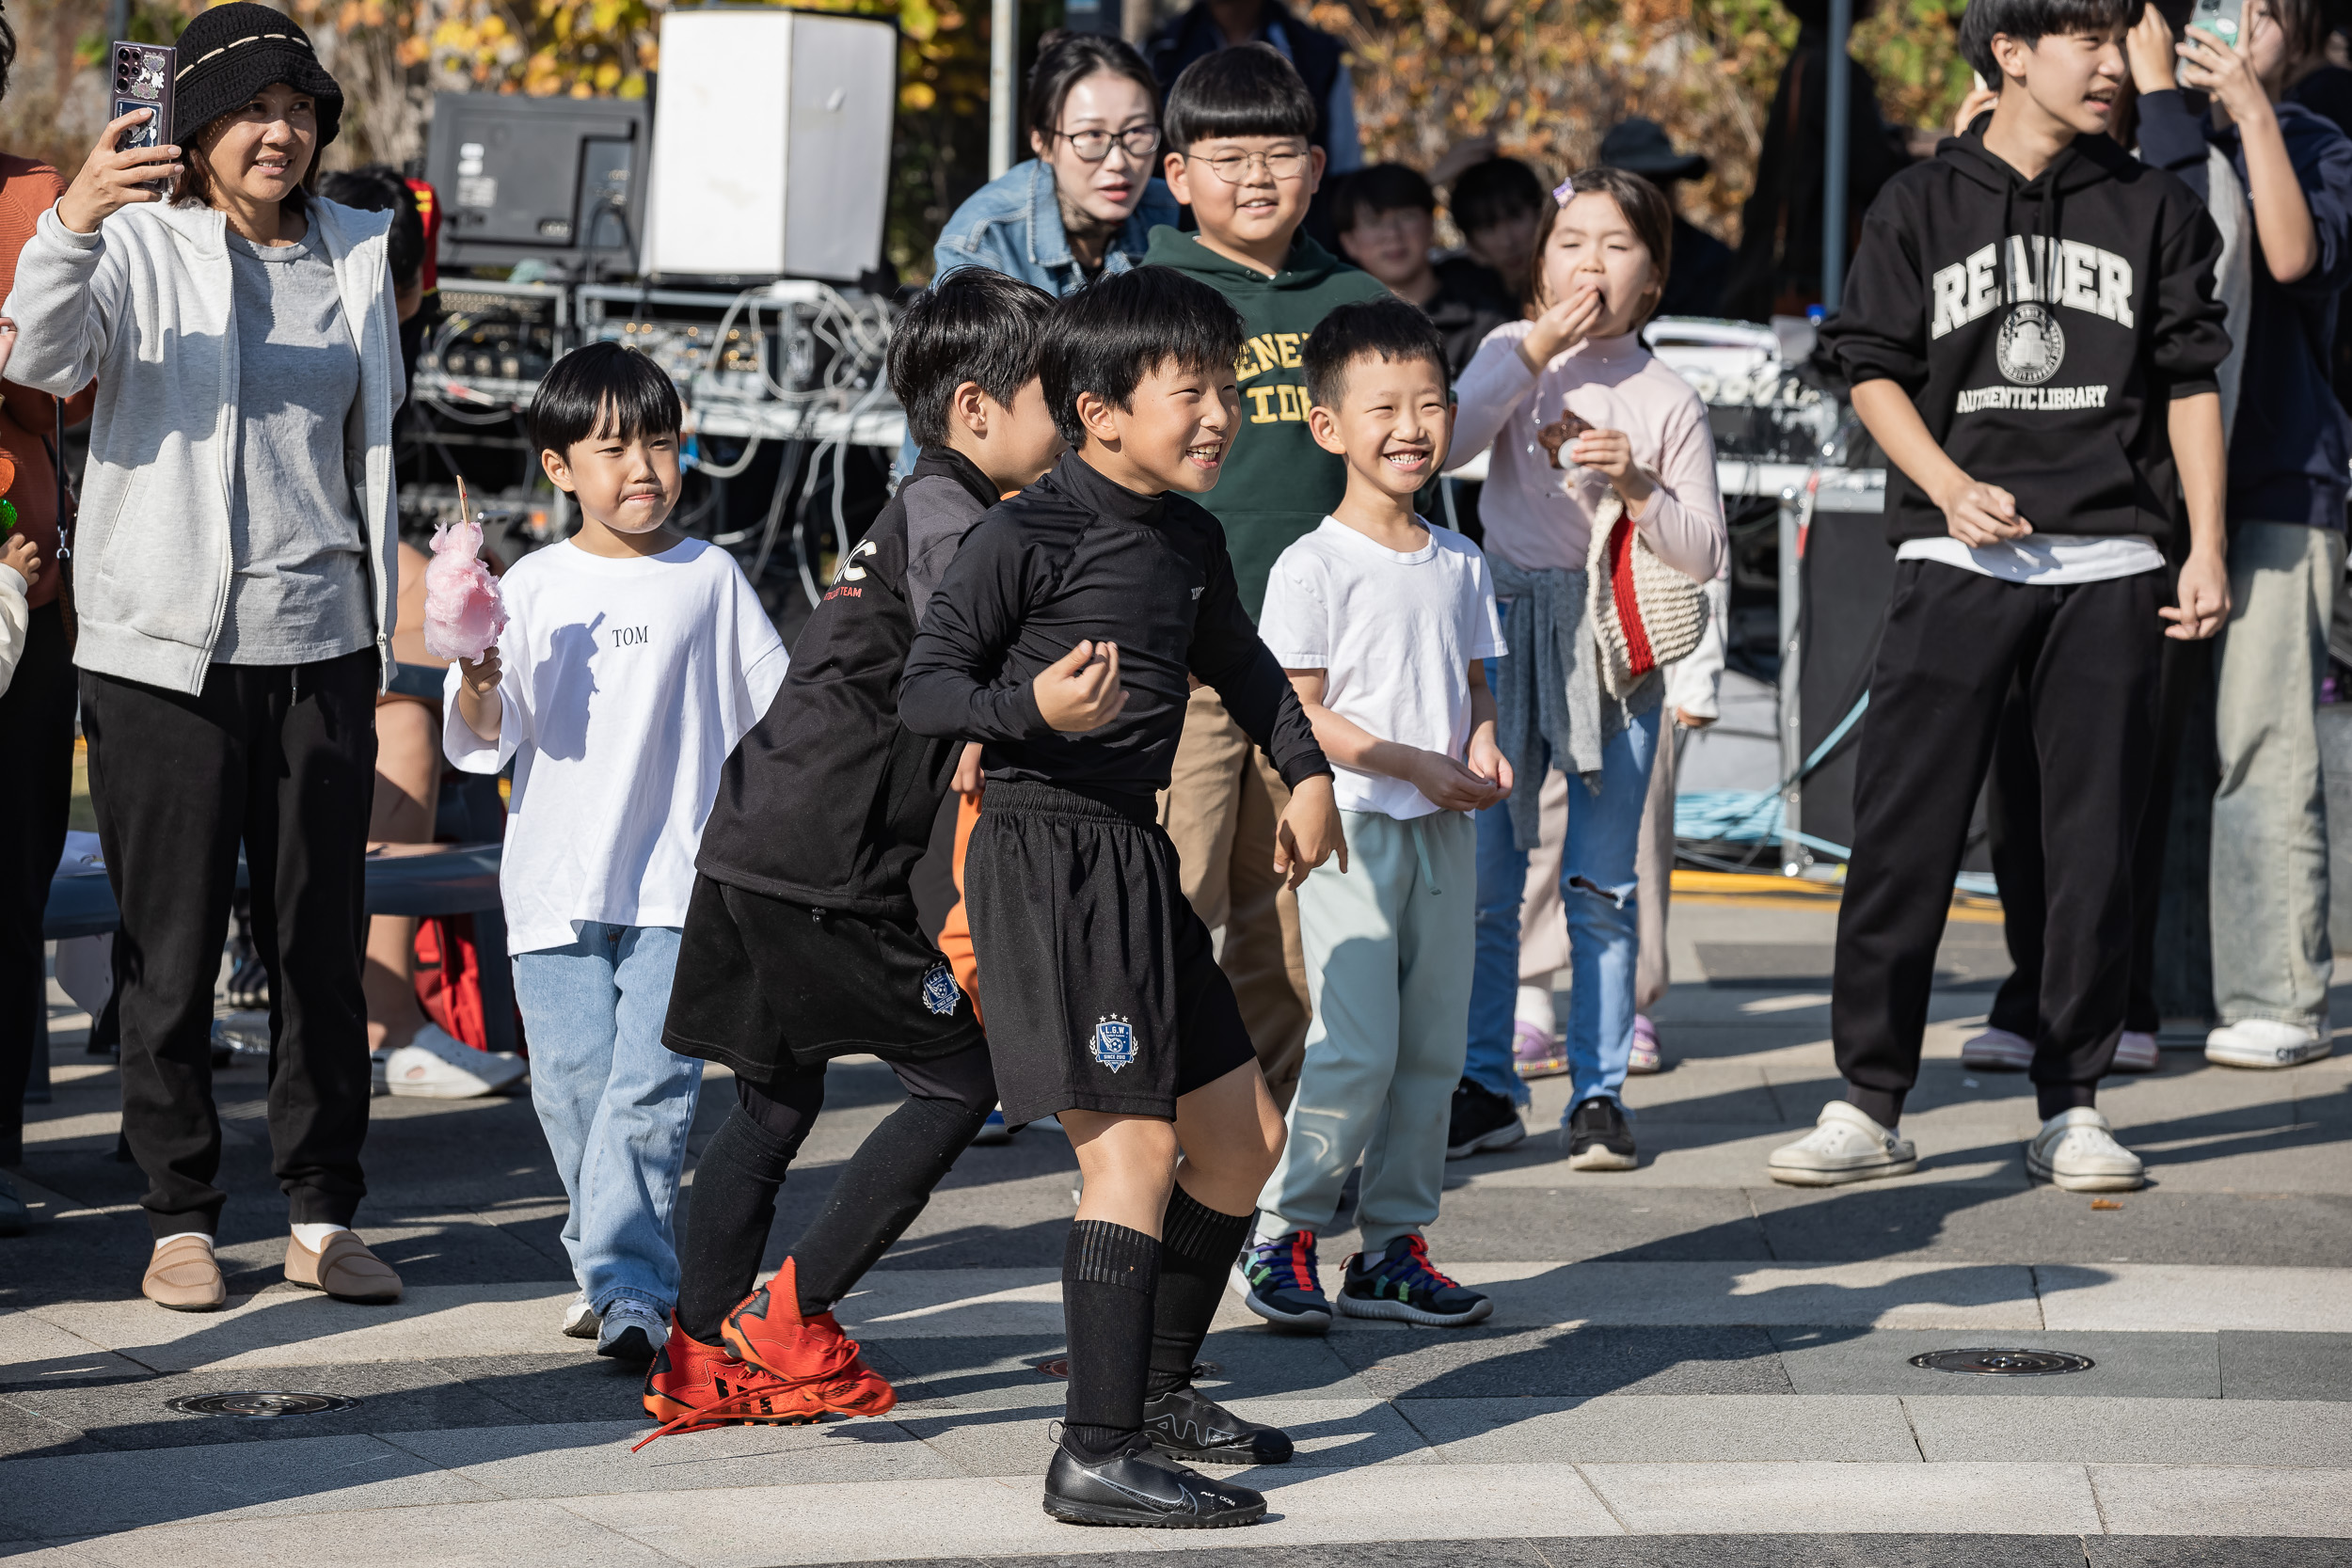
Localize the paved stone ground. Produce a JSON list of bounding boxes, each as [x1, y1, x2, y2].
[[6, 879, 2352, 1565]]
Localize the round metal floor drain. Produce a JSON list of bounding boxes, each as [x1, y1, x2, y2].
[[166, 1391, 361, 1418], [1909, 1348, 2094, 1376]]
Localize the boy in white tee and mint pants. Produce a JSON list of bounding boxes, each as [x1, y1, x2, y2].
[[1235, 300, 1510, 1333], [445, 344, 787, 1361]]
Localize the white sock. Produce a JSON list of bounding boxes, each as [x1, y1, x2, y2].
[[153, 1231, 213, 1252], [1516, 984, 1556, 1034], [290, 1223, 350, 1250]]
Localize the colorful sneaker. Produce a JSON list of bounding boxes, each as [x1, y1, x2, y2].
[[1629, 1015, 1663, 1075], [720, 1257, 898, 1418], [1960, 1026, 2036, 1072], [2111, 1031, 2160, 1073], [636, 1318, 823, 1449], [1337, 1235, 1492, 1327], [1236, 1232, 1332, 1333], [1446, 1080, 1526, 1159], [1512, 1019, 1567, 1079]]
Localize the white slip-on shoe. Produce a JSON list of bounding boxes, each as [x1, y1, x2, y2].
[[561, 1292, 600, 1339], [2110, 1031, 2159, 1073], [2026, 1107, 2144, 1192], [1960, 1027, 2035, 1071], [2204, 1019, 2331, 1070], [1767, 1101, 1917, 1186], [384, 1022, 528, 1099]]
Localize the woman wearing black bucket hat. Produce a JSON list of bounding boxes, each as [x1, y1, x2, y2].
[[5, 2, 409, 1311]]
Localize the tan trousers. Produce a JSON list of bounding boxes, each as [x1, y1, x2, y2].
[[1157, 686, 1312, 1108], [1519, 719, 1679, 1011]]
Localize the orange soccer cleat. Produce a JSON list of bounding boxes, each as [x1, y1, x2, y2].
[[720, 1257, 898, 1419], [635, 1317, 826, 1449]]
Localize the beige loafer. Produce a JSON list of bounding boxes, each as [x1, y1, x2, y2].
[[286, 1230, 404, 1303], [142, 1236, 227, 1312]]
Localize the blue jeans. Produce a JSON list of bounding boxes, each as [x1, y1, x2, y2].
[[511, 925, 700, 1316], [1465, 704, 1659, 1117]]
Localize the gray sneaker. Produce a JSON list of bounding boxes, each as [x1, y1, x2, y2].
[[1767, 1101, 1917, 1186], [596, 1299, 666, 1361]]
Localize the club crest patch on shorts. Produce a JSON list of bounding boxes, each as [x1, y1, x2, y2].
[[1089, 1015, 1137, 1072], [919, 960, 962, 1018]]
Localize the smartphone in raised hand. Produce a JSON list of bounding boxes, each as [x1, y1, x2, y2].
[[2188, 0, 2244, 50], [111, 41, 175, 189]]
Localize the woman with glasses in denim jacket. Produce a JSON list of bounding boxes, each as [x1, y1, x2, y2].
[[933, 30, 1177, 296]]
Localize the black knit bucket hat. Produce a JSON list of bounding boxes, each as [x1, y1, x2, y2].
[[172, 3, 344, 152]]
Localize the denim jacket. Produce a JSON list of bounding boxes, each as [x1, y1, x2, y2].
[[931, 159, 1178, 298]]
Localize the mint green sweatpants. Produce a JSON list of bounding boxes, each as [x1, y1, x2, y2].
[[1255, 807, 1478, 1254]]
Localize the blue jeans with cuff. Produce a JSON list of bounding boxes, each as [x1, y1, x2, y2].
[[511, 924, 699, 1316], [1463, 705, 1659, 1117]]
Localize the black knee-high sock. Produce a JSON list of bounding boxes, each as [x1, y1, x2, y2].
[[1148, 1185, 1253, 1397], [1062, 1220, 1161, 1457], [792, 1094, 990, 1316], [675, 1110, 799, 1344]]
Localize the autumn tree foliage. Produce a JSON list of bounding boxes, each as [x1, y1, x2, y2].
[[1319, 0, 1970, 238]]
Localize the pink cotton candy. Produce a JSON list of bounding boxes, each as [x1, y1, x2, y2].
[[421, 515, 507, 662]]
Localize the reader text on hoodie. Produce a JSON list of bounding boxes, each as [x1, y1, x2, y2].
[[1821, 127, 2229, 547]]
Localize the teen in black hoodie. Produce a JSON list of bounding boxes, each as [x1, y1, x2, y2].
[[1781, 0, 2231, 1196]]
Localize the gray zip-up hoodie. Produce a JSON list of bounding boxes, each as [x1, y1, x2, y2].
[[6, 197, 404, 694]]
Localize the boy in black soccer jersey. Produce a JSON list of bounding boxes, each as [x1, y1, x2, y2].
[[900, 265, 1343, 1529], [636, 267, 1064, 1441]]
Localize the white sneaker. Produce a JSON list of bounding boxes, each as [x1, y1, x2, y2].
[[2204, 1019, 2332, 1070], [560, 1292, 600, 1339], [1960, 1027, 2035, 1071], [2026, 1106, 2143, 1191], [596, 1298, 666, 1361], [383, 1022, 528, 1099], [2110, 1031, 2159, 1073], [1767, 1101, 1917, 1186]]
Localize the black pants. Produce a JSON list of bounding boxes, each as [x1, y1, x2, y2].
[[1831, 564, 2159, 1124], [83, 653, 379, 1237], [1987, 626, 2203, 1041], [1, 605, 75, 1166]]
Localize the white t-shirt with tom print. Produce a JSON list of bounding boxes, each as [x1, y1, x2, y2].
[[443, 536, 787, 954]]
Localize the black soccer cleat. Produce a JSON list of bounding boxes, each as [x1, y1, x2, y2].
[[1042, 1431, 1268, 1528], [1142, 1383, 1295, 1465]]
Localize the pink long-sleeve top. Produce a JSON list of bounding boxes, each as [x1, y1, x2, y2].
[[1448, 322, 1727, 585]]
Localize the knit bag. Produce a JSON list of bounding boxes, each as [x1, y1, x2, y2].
[[1584, 488, 1709, 699]]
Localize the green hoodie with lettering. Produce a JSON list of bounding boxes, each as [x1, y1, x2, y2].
[[1143, 225, 1391, 618]]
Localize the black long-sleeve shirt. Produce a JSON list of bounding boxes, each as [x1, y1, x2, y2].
[[898, 450, 1329, 802], [694, 447, 999, 918]]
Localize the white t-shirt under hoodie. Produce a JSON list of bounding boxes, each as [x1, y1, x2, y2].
[[443, 536, 787, 954], [1257, 516, 1506, 820]]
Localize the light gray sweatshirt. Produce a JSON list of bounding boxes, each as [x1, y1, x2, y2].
[[5, 198, 404, 694]]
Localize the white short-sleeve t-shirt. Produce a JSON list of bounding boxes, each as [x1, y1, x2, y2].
[[1256, 517, 1506, 820], [442, 536, 788, 954]]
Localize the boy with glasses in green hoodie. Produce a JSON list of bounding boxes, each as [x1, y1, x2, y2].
[[1147, 41, 1388, 1107]]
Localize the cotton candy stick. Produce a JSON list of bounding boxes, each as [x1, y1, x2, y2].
[[421, 478, 508, 662]]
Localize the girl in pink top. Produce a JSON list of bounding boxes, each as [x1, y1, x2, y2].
[[1441, 169, 1727, 1174]]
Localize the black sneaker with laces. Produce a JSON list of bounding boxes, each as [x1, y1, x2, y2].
[[1042, 1430, 1267, 1528], [1566, 1095, 1637, 1170], [1446, 1078, 1527, 1159], [1142, 1382, 1294, 1465]]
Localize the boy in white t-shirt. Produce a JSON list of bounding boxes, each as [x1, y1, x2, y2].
[[447, 344, 787, 1362], [1239, 299, 1510, 1333]]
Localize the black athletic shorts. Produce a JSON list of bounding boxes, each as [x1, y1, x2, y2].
[[662, 873, 984, 1083], [962, 780, 1255, 1124]]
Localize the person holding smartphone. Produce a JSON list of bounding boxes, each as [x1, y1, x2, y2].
[[4, 3, 408, 1309], [2130, 0, 2352, 1070]]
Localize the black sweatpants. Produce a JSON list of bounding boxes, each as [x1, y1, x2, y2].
[[0, 605, 75, 1166], [1987, 626, 2204, 1042], [1831, 563, 2159, 1125], [82, 653, 379, 1237]]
